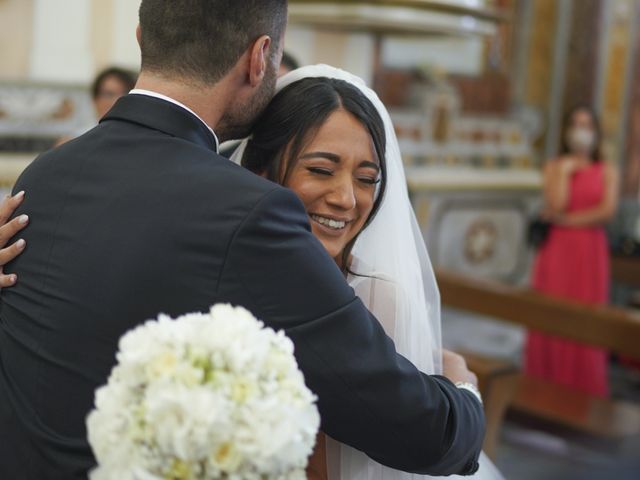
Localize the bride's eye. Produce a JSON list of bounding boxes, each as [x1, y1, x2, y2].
[[358, 176, 381, 186], [307, 167, 333, 176]]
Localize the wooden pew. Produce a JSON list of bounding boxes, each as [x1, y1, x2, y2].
[[611, 254, 640, 288], [510, 375, 640, 439], [457, 350, 519, 459], [435, 269, 640, 456], [435, 269, 640, 358]]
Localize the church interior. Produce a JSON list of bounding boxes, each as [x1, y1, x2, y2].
[[1, 1, 639, 478]]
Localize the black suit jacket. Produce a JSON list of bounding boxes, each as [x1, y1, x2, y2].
[[0, 94, 484, 479]]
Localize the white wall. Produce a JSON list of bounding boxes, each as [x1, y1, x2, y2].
[[284, 26, 483, 85], [2, 2, 482, 85], [382, 36, 484, 75], [112, 0, 142, 69], [284, 26, 375, 85], [29, 0, 94, 83], [0, 0, 140, 84]]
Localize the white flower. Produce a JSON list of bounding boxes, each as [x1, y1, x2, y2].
[[87, 304, 319, 480]]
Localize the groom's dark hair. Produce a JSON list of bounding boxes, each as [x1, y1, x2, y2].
[[138, 0, 287, 84]]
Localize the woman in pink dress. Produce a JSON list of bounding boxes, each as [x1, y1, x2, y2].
[[525, 105, 619, 397]]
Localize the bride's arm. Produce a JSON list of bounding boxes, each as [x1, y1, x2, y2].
[[0, 191, 29, 287]]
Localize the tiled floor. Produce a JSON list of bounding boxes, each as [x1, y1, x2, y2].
[[494, 422, 640, 480]]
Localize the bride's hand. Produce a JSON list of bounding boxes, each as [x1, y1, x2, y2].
[[306, 432, 328, 480], [0, 191, 29, 287], [442, 349, 478, 387]]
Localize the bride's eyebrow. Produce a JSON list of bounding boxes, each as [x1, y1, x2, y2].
[[359, 161, 380, 172], [299, 152, 340, 163]]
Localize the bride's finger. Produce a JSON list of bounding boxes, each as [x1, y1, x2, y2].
[[0, 214, 29, 247], [0, 238, 26, 266], [0, 191, 25, 225], [0, 266, 17, 288]]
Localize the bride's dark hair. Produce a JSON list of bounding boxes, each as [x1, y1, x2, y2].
[[242, 77, 387, 273]]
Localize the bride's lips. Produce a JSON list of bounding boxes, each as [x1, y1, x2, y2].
[[309, 213, 353, 237]]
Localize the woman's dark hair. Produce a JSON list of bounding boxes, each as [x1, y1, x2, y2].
[[91, 67, 137, 99], [560, 104, 603, 162], [242, 77, 387, 273]]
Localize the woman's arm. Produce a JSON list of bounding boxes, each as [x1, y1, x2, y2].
[[542, 157, 577, 216], [0, 191, 29, 287], [556, 164, 619, 227]]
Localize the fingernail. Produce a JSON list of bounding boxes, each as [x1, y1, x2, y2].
[[18, 215, 29, 225], [9, 275, 16, 284], [15, 191, 25, 199], [16, 239, 25, 249]]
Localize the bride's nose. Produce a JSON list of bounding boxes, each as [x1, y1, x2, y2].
[[326, 177, 356, 211]]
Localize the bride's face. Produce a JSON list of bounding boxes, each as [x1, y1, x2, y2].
[[285, 109, 380, 261]]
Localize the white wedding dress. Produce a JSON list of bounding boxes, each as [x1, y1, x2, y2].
[[233, 64, 505, 480], [332, 263, 504, 480]]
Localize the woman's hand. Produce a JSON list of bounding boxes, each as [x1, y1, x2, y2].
[[540, 208, 565, 225], [554, 163, 620, 228], [0, 191, 29, 287], [543, 157, 582, 215], [560, 157, 580, 176]]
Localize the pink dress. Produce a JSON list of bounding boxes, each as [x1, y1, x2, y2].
[[524, 162, 609, 397]]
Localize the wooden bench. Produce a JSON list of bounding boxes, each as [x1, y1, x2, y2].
[[611, 254, 640, 288], [458, 351, 519, 459], [435, 269, 640, 358], [436, 269, 640, 454], [510, 374, 640, 440]]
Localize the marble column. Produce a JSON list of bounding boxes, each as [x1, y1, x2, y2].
[[0, 0, 35, 80], [561, 0, 603, 114], [520, 0, 558, 159], [596, 0, 637, 165], [622, 4, 640, 198]]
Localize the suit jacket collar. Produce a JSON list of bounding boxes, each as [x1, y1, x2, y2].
[[100, 94, 219, 152]]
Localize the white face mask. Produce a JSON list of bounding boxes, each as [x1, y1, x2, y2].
[[567, 127, 595, 154]]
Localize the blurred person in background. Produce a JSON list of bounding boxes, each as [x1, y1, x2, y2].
[[525, 105, 619, 397], [90, 66, 138, 119], [278, 50, 300, 77], [55, 66, 137, 146]]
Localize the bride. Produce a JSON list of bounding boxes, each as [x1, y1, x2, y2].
[[232, 64, 504, 480]]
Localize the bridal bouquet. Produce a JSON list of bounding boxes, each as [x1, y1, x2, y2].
[[87, 304, 320, 480]]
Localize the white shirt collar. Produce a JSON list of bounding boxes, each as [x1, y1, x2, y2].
[[129, 89, 219, 152]]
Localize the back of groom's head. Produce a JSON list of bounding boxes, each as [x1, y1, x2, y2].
[[138, 0, 288, 85]]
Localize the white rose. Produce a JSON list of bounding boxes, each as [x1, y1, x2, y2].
[[87, 305, 320, 479]]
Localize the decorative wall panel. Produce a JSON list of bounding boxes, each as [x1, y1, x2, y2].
[[0, 82, 94, 152], [407, 165, 542, 285], [418, 191, 538, 283]]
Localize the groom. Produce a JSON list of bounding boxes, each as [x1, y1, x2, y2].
[[0, 1, 485, 478]]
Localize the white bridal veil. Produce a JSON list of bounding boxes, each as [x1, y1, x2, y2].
[[233, 64, 442, 375], [231, 64, 503, 480]]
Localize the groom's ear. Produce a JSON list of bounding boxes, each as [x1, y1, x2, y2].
[[248, 35, 272, 88], [136, 24, 142, 48]]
